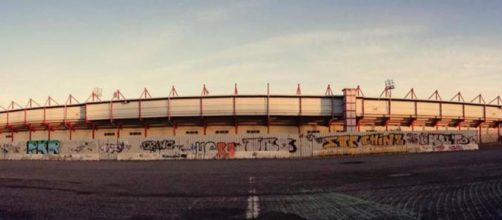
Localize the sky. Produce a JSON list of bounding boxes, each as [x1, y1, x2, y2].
[[1, 0, 502, 107]]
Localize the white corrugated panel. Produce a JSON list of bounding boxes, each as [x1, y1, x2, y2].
[[417, 102, 440, 116], [236, 97, 267, 115], [141, 100, 168, 118], [464, 105, 484, 118], [270, 97, 299, 116], [7, 111, 24, 124], [170, 99, 200, 117], [486, 106, 502, 119], [86, 103, 111, 120], [26, 109, 44, 122], [203, 98, 233, 116], [302, 98, 332, 116], [442, 103, 463, 117], [364, 100, 388, 115], [391, 101, 415, 116], [356, 98, 363, 116], [45, 108, 65, 121], [0, 113, 7, 126], [66, 106, 84, 121], [112, 101, 140, 119]]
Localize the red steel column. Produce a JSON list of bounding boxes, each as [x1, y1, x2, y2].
[[478, 123, 483, 144], [266, 84, 271, 134], [47, 126, 51, 141], [498, 123, 501, 142]]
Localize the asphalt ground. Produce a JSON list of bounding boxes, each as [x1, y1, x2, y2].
[[1, 145, 502, 220]]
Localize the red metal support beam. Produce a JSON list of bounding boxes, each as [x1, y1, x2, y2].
[[297, 84, 302, 134], [200, 85, 208, 131], [471, 94, 486, 104], [325, 84, 334, 96], [356, 85, 365, 97], [488, 96, 502, 105], [47, 124, 52, 140], [110, 90, 126, 124], [6, 101, 22, 127], [86, 90, 102, 102], [497, 122, 502, 142], [68, 123, 76, 141], [404, 88, 418, 99], [428, 90, 442, 101], [233, 83, 238, 134], [450, 92, 465, 102], [139, 88, 152, 120], [478, 123, 483, 144], [169, 86, 179, 97], [203, 121, 207, 136], [144, 124, 149, 138], [117, 124, 122, 139], [379, 86, 393, 98], [64, 94, 80, 127], [92, 124, 96, 140], [167, 94, 172, 121], [266, 83, 271, 134]]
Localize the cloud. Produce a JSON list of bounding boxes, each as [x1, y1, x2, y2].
[[190, 1, 268, 23], [135, 25, 502, 99], [140, 26, 427, 92]]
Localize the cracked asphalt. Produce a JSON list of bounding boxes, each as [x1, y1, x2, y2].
[[1, 145, 502, 220]]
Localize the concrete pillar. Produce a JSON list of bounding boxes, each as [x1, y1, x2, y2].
[[343, 88, 357, 133]]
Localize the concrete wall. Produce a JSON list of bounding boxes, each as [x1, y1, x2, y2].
[[0, 131, 478, 161]]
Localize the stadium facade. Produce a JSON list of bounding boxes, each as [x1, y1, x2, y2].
[[0, 85, 501, 144]]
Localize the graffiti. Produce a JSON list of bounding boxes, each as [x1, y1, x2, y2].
[[310, 133, 406, 149], [100, 141, 131, 153], [73, 142, 95, 153], [241, 137, 297, 153], [0, 131, 479, 160], [160, 144, 192, 159], [1, 143, 20, 153], [140, 140, 177, 152], [216, 142, 238, 159], [27, 140, 60, 154], [406, 133, 475, 146], [308, 132, 477, 149], [191, 141, 217, 153]]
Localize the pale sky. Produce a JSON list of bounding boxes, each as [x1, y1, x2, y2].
[[1, 0, 501, 107]]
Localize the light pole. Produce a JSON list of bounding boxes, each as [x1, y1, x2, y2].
[[384, 80, 396, 131]]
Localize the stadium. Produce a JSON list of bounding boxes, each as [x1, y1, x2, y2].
[[0, 84, 499, 160]]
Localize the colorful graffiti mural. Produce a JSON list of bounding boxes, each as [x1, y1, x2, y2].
[[0, 131, 479, 160], [27, 140, 60, 154]]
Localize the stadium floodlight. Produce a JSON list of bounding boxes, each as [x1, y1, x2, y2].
[[380, 79, 396, 98], [385, 80, 395, 90], [93, 87, 103, 99]]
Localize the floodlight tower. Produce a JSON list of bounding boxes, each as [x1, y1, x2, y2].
[[93, 88, 103, 99], [380, 79, 396, 98]]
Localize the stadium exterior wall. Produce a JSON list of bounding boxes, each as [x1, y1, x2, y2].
[[0, 87, 500, 160], [0, 131, 479, 160]]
